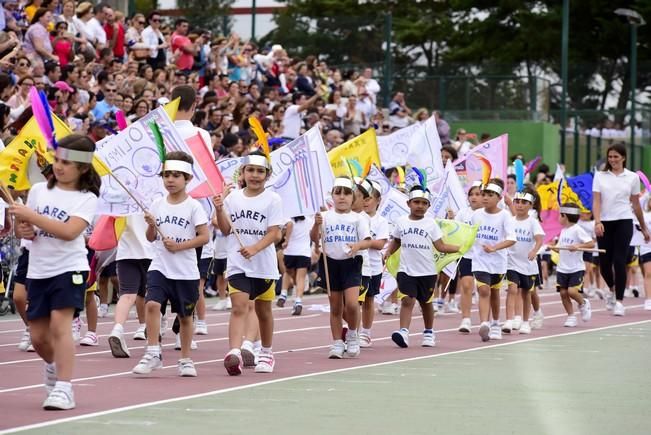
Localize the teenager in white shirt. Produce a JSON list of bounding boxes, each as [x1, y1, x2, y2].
[[214, 151, 284, 375], [551, 203, 594, 327], [132, 151, 210, 377], [311, 177, 372, 359], [470, 179, 517, 342], [383, 185, 460, 348], [504, 188, 544, 334], [10, 134, 100, 410]]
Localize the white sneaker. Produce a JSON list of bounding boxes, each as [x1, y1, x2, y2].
[[328, 340, 345, 359], [531, 310, 544, 329], [489, 324, 502, 340], [194, 321, 208, 335], [501, 320, 513, 334], [359, 332, 372, 348], [178, 358, 197, 377], [606, 293, 615, 311], [241, 341, 257, 367], [226, 297, 232, 310], [445, 300, 460, 313], [458, 318, 472, 334], [345, 331, 360, 357], [79, 331, 98, 346], [255, 351, 275, 373], [421, 330, 436, 347], [471, 291, 478, 306], [133, 324, 146, 341], [211, 298, 228, 311], [132, 353, 162, 374], [108, 330, 130, 358], [513, 316, 522, 330], [204, 286, 218, 297], [391, 329, 409, 348], [224, 349, 243, 376], [479, 322, 490, 342], [42, 388, 75, 410], [613, 301, 625, 316], [98, 304, 109, 318], [644, 299, 651, 311], [43, 363, 56, 395], [519, 321, 532, 334], [391, 303, 399, 315], [174, 334, 198, 350], [71, 317, 82, 341], [564, 315, 578, 327], [160, 315, 169, 337], [381, 301, 393, 315], [580, 299, 592, 322], [434, 298, 444, 312], [18, 329, 32, 352], [593, 288, 606, 300]]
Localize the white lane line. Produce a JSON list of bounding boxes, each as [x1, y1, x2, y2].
[[3, 318, 649, 435]]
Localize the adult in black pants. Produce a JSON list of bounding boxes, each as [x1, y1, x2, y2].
[[592, 143, 650, 316]]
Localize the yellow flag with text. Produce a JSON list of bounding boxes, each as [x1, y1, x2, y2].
[[328, 128, 381, 176]]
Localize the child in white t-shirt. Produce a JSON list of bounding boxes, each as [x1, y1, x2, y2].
[[505, 188, 544, 335], [214, 151, 284, 375], [552, 203, 595, 327], [470, 178, 517, 342], [383, 185, 459, 348], [279, 214, 315, 315], [312, 177, 372, 359], [9, 134, 100, 410], [637, 202, 651, 311], [132, 151, 210, 377]]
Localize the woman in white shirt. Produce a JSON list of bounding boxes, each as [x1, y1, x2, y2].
[[593, 143, 650, 316]]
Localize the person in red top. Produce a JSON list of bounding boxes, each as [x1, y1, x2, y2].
[[171, 18, 196, 72], [103, 8, 125, 61]]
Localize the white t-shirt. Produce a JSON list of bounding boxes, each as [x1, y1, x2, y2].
[[322, 210, 370, 260], [116, 214, 154, 261], [455, 206, 476, 260], [224, 189, 284, 280], [507, 216, 545, 275], [148, 196, 208, 280], [0, 198, 6, 231], [392, 215, 443, 277], [213, 228, 228, 259], [368, 213, 390, 276], [593, 169, 640, 221], [470, 209, 517, 274], [26, 183, 98, 279], [359, 211, 372, 276], [174, 120, 213, 156], [557, 224, 592, 273], [281, 104, 302, 139], [86, 17, 107, 45], [200, 198, 215, 259], [284, 215, 314, 258], [639, 211, 651, 256]]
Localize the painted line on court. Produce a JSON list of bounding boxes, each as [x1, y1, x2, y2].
[[3, 318, 649, 434]]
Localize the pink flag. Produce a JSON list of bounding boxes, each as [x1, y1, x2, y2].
[[452, 134, 508, 189], [186, 133, 224, 198], [540, 209, 562, 244]]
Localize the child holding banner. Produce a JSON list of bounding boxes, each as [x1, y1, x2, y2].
[[132, 151, 210, 377], [470, 179, 517, 342], [383, 184, 460, 348], [9, 134, 100, 410], [214, 150, 283, 375], [312, 177, 372, 359]]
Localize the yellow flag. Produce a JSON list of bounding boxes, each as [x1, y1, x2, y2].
[[328, 129, 381, 176], [536, 181, 587, 212], [164, 97, 180, 121]]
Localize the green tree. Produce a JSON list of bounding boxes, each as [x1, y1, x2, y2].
[[176, 0, 235, 34]]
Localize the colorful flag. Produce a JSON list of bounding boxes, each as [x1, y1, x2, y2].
[[186, 132, 224, 198], [405, 116, 444, 189], [565, 172, 594, 211], [328, 128, 381, 177], [453, 134, 508, 188], [88, 215, 126, 251], [429, 162, 468, 218], [376, 122, 420, 168]]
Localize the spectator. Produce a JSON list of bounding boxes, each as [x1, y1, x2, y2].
[[171, 18, 195, 72], [24, 7, 58, 63], [434, 110, 450, 145], [453, 128, 473, 155], [343, 95, 364, 137], [52, 20, 74, 66], [92, 80, 119, 120], [103, 7, 125, 61], [295, 62, 315, 96], [362, 67, 380, 104], [85, 2, 108, 51], [141, 11, 167, 70], [388, 91, 411, 129], [281, 91, 322, 139]]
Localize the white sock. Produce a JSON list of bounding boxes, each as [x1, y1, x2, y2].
[[360, 328, 371, 336], [112, 323, 124, 334], [54, 380, 72, 393], [146, 345, 161, 355], [280, 289, 288, 297], [196, 319, 206, 327], [261, 346, 272, 354], [253, 340, 262, 351], [295, 297, 302, 304], [45, 362, 56, 373], [242, 339, 253, 349]]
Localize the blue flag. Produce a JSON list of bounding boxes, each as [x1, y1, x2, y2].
[[566, 172, 594, 211]]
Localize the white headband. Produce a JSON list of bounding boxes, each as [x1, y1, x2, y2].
[[409, 189, 431, 202], [333, 177, 355, 190], [470, 180, 483, 188], [55, 147, 94, 164], [163, 160, 193, 175], [483, 183, 503, 196], [559, 206, 580, 215], [243, 154, 272, 170], [514, 192, 535, 203], [355, 178, 374, 196]]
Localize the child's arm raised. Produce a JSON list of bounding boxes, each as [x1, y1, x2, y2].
[[212, 192, 231, 235], [9, 204, 88, 242]]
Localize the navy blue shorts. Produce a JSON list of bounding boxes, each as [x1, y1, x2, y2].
[[396, 272, 436, 304], [458, 257, 472, 278], [26, 271, 88, 320], [284, 255, 311, 270], [641, 252, 651, 264], [366, 273, 382, 298], [211, 258, 227, 276], [14, 249, 29, 285], [556, 271, 584, 291], [100, 261, 117, 278], [198, 258, 211, 279], [146, 270, 199, 318], [117, 259, 150, 297], [318, 256, 362, 292], [506, 270, 536, 291], [473, 272, 504, 290]]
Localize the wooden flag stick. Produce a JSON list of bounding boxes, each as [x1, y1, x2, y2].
[[107, 172, 165, 239], [549, 246, 605, 254], [0, 180, 15, 205], [320, 222, 332, 297]]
